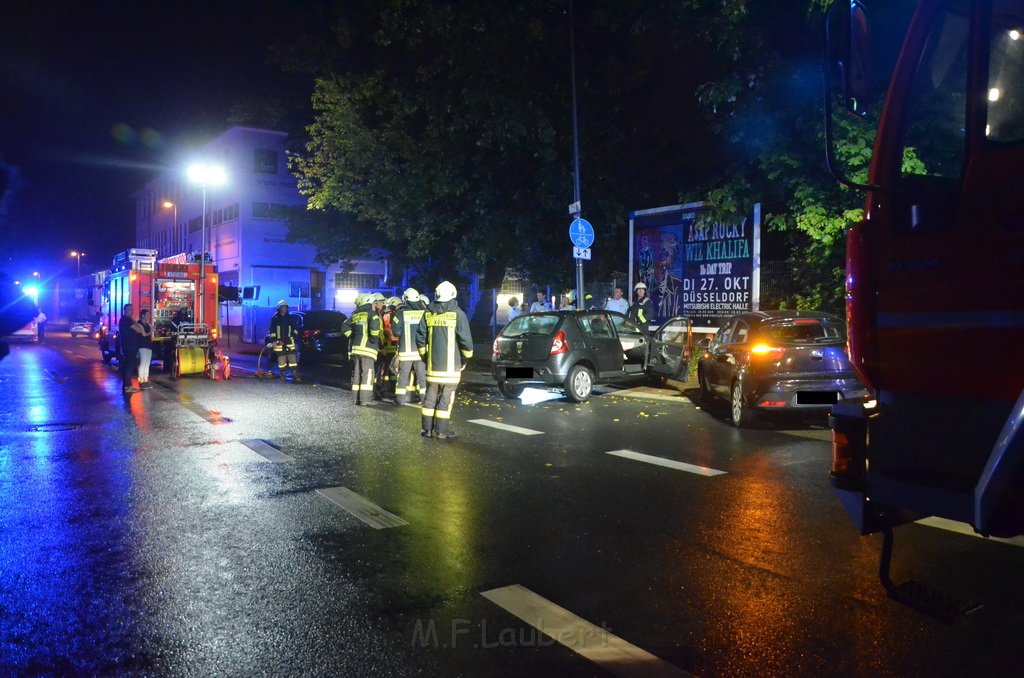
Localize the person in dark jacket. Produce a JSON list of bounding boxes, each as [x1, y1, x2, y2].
[[342, 293, 383, 405], [267, 300, 301, 382], [390, 288, 428, 405], [627, 281, 654, 330], [119, 303, 145, 393], [415, 281, 473, 439]]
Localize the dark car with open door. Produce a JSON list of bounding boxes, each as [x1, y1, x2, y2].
[[697, 310, 868, 427]]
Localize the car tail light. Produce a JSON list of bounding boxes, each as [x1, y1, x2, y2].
[[492, 338, 500, 356], [550, 329, 568, 355], [749, 343, 785, 361], [302, 330, 314, 340]]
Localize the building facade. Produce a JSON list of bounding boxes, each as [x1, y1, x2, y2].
[[132, 127, 390, 342]]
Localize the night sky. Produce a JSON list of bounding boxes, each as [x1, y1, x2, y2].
[[0, 1, 311, 281]]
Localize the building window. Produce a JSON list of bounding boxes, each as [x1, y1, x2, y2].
[[189, 216, 202, 233], [252, 202, 291, 220], [334, 272, 384, 289], [254, 148, 278, 174]]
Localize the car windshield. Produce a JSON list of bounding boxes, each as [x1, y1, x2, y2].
[[764, 319, 845, 344], [502, 314, 560, 338]]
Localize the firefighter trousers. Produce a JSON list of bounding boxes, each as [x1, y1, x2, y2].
[[352, 355, 376, 404], [421, 382, 458, 435], [395, 359, 426, 402]]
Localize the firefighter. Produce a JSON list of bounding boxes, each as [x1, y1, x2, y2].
[[376, 296, 402, 400], [343, 293, 383, 405], [415, 281, 473, 439], [391, 288, 427, 405], [267, 300, 301, 382], [628, 281, 654, 330]]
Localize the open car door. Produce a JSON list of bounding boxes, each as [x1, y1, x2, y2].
[[646, 316, 693, 380]]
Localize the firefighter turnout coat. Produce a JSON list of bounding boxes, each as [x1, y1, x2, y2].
[[415, 300, 473, 384], [343, 302, 382, 360], [391, 301, 427, 362], [268, 312, 299, 350]]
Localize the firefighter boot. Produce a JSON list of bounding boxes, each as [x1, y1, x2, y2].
[[434, 419, 455, 440], [420, 415, 433, 438]]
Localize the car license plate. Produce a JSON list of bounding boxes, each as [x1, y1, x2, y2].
[[505, 367, 533, 379], [797, 391, 839, 405]]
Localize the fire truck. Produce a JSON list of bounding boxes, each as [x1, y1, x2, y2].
[[824, 0, 1024, 610], [98, 249, 221, 377]]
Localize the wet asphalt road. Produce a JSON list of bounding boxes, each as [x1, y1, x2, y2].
[[3, 334, 1024, 677]]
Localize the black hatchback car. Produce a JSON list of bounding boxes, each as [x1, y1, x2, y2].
[[697, 310, 869, 427], [294, 310, 348, 364], [493, 311, 648, 401]]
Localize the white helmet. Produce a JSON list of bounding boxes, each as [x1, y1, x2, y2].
[[435, 280, 457, 303], [276, 299, 289, 309], [402, 287, 420, 302], [634, 282, 647, 291], [567, 290, 577, 302], [420, 295, 430, 305]]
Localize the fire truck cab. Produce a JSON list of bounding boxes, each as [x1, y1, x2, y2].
[[98, 249, 220, 377], [824, 0, 1024, 596]]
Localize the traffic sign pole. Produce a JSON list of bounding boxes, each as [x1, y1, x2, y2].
[[569, 218, 595, 308]]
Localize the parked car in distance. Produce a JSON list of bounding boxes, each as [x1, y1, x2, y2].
[[294, 310, 348, 364], [697, 310, 869, 427], [69, 318, 94, 338]]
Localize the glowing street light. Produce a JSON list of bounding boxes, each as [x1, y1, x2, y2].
[[70, 250, 85, 276], [162, 200, 177, 253], [186, 163, 227, 326]]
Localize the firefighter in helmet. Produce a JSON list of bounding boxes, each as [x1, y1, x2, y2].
[[267, 300, 301, 382], [376, 295, 402, 400], [628, 281, 654, 329], [415, 281, 473, 439], [390, 288, 427, 405], [342, 293, 383, 405]]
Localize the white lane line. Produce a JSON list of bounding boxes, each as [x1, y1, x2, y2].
[[481, 585, 692, 678], [607, 449, 727, 477], [315, 487, 409, 529], [468, 419, 544, 436], [916, 517, 1024, 548], [240, 438, 294, 462], [404, 402, 420, 409]]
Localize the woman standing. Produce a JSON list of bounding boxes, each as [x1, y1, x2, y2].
[[137, 309, 154, 389]]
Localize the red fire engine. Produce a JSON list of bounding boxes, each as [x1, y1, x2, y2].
[[98, 249, 221, 377], [824, 0, 1024, 610]]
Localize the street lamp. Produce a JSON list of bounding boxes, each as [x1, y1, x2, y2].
[[186, 163, 227, 327], [162, 201, 177, 253], [70, 251, 85, 276]]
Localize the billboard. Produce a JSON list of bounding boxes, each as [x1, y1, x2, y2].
[[629, 202, 760, 330]]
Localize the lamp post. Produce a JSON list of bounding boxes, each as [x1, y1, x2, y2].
[[162, 201, 177, 254], [186, 163, 227, 327], [70, 251, 85, 276]]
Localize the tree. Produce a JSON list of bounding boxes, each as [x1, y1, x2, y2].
[[288, 0, 721, 287]]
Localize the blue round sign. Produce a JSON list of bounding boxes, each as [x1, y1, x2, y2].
[[569, 218, 595, 248]]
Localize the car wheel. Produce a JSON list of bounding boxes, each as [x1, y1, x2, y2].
[[730, 380, 754, 428], [497, 380, 525, 400], [101, 350, 112, 364], [564, 364, 594, 402]]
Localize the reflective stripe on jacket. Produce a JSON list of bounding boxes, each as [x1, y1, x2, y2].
[[628, 297, 653, 327], [392, 304, 426, 361], [343, 304, 381, 359], [415, 300, 473, 384]]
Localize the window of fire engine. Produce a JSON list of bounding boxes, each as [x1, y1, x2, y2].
[[987, 3, 1024, 144], [901, 5, 969, 180]]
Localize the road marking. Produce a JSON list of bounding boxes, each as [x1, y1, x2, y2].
[[468, 419, 544, 436], [609, 387, 692, 404], [916, 517, 1024, 548], [481, 585, 692, 678], [152, 384, 233, 424], [606, 449, 727, 477], [315, 487, 409, 529], [240, 438, 294, 462]]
